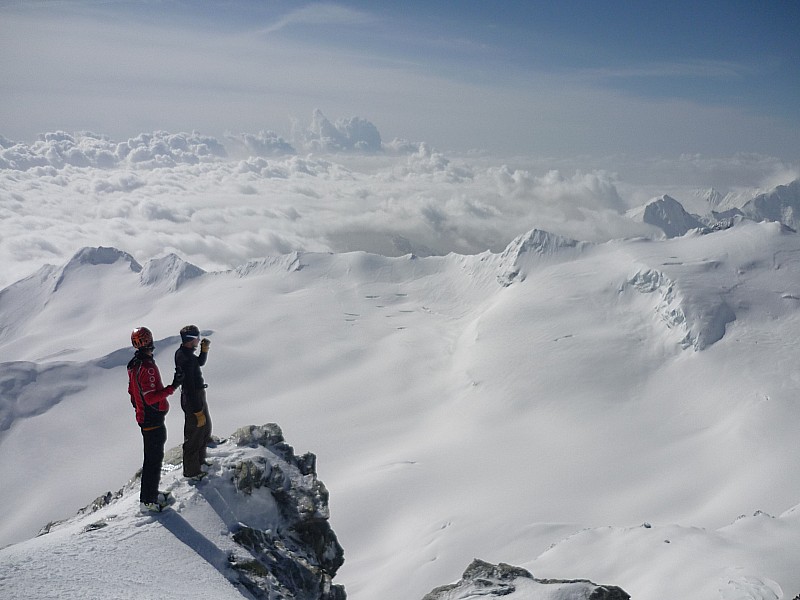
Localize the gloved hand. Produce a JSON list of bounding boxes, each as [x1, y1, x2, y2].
[[171, 368, 184, 388], [195, 410, 207, 428], [200, 338, 211, 353]]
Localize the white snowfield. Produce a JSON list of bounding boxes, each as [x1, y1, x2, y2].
[[1, 219, 800, 599]]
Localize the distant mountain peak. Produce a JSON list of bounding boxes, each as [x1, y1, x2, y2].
[[64, 246, 141, 271], [54, 247, 142, 291], [140, 254, 205, 291], [497, 229, 585, 286], [701, 187, 726, 207], [641, 195, 705, 239], [742, 178, 800, 231]]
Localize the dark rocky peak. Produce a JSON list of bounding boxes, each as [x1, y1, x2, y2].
[[642, 195, 705, 238]]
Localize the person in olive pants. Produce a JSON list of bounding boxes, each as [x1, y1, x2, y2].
[[174, 325, 212, 480]]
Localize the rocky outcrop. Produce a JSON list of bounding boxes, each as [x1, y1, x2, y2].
[[226, 424, 345, 600], [422, 559, 630, 600], [38, 423, 346, 600]]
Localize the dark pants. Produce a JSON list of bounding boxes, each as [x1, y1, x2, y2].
[[183, 393, 212, 477], [140, 425, 166, 503]]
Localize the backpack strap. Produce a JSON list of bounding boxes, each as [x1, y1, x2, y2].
[[127, 355, 147, 403]]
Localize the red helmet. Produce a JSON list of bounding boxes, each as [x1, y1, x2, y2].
[[131, 327, 154, 349]]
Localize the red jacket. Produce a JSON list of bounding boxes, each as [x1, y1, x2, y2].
[[127, 351, 175, 428]]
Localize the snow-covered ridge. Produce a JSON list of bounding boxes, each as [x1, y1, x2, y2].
[[2, 220, 800, 599], [630, 180, 800, 239], [2, 424, 346, 600], [742, 179, 800, 232], [234, 251, 308, 278], [1, 217, 796, 364], [54, 246, 142, 291]]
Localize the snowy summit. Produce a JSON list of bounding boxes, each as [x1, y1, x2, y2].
[[0, 424, 345, 599]]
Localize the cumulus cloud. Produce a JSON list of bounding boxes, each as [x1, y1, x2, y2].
[[1, 118, 793, 289], [0, 112, 404, 172], [0, 130, 227, 171], [295, 109, 383, 153], [488, 167, 626, 213], [225, 131, 296, 157], [0, 145, 648, 287]]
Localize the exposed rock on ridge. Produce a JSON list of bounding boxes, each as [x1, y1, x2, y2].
[[422, 559, 630, 600], [225, 424, 345, 600]]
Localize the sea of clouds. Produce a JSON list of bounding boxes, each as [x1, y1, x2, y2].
[[1, 111, 797, 289]]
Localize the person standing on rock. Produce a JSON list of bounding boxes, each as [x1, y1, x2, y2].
[[175, 324, 212, 481], [127, 326, 183, 512]]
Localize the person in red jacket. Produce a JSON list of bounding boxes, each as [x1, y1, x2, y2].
[[127, 326, 183, 512]]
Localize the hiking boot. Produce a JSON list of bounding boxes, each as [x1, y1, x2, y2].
[[186, 472, 207, 483], [141, 501, 163, 513]]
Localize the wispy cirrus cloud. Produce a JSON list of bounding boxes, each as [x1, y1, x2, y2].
[[1, 1, 797, 160], [257, 2, 377, 35]]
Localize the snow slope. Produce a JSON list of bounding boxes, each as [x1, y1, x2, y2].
[[1, 219, 800, 599]]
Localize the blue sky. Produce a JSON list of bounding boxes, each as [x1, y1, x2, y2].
[[1, 0, 798, 158]]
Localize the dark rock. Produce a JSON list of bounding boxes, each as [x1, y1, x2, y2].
[[232, 525, 345, 600], [422, 558, 630, 600], [227, 424, 345, 598]]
